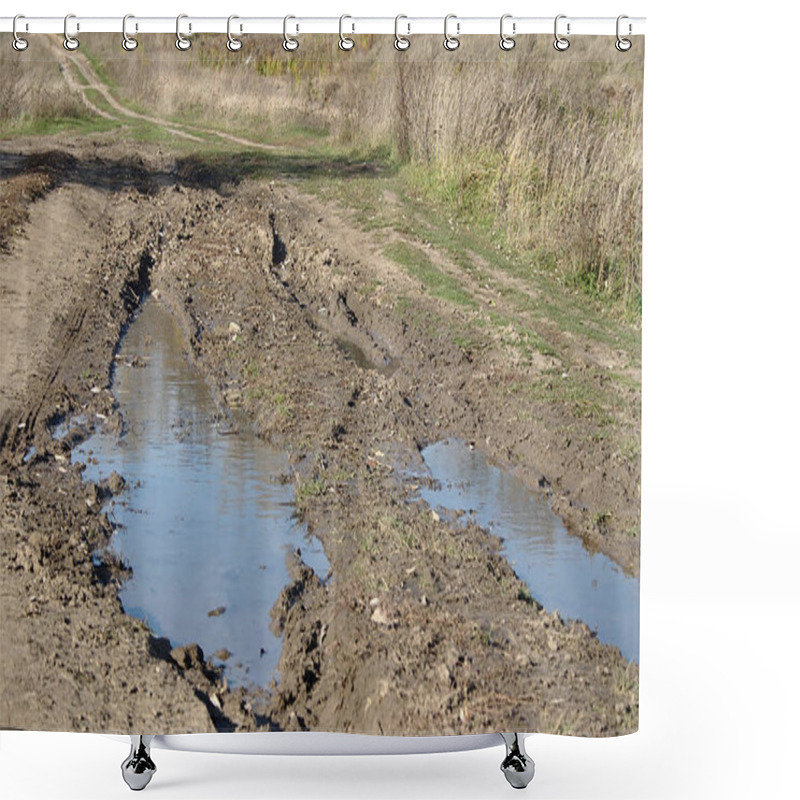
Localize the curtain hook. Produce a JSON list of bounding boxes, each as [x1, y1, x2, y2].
[[615, 15, 632, 51], [339, 14, 355, 51], [122, 14, 138, 51], [12, 14, 29, 51], [443, 14, 460, 51], [227, 15, 243, 51], [499, 14, 516, 51], [283, 15, 299, 51], [553, 14, 570, 51], [394, 14, 410, 51], [63, 13, 79, 51], [176, 14, 191, 50]]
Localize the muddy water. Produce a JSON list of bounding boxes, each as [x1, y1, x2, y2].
[[74, 300, 328, 688], [419, 440, 639, 662], [334, 335, 399, 377]]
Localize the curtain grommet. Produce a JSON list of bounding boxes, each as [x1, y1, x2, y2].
[[554, 14, 570, 51], [339, 14, 355, 51], [176, 14, 191, 51], [499, 14, 516, 51], [63, 13, 79, 51]]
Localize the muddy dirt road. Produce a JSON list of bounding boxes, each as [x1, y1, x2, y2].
[[1, 138, 638, 736]]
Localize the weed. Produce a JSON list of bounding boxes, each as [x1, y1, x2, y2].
[[384, 241, 476, 308], [295, 477, 327, 505]]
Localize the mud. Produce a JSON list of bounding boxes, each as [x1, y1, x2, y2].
[[1, 138, 638, 736]]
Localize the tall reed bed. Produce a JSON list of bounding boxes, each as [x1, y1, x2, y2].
[[3, 34, 643, 310], [0, 45, 91, 133]]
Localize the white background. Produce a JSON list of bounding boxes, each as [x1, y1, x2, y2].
[[2, 1, 799, 798]]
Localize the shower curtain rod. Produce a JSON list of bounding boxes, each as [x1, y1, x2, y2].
[[1, 16, 645, 38]]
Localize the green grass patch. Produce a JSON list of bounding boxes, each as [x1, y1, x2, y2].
[[0, 114, 116, 140], [83, 88, 117, 117], [529, 368, 615, 424], [295, 477, 327, 506], [79, 48, 119, 92], [384, 241, 476, 308]]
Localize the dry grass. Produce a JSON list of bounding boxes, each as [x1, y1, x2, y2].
[[0, 45, 91, 133], [2, 34, 643, 310]]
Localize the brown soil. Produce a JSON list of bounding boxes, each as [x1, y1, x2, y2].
[[1, 137, 638, 737]]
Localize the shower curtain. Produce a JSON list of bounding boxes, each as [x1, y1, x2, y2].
[[0, 29, 642, 739]]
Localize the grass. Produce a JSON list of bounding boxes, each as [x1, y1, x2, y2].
[[3, 33, 643, 317], [295, 477, 327, 507], [4, 32, 641, 316], [1, 35, 641, 485], [271, 392, 293, 418], [384, 241, 477, 308], [529, 368, 616, 424]]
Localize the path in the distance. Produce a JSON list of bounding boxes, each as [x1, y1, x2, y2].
[[52, 39, 276, 151]]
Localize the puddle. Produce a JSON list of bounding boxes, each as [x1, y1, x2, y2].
[[334, 335, 398, 377], [51, 415, 86, 441], [73, 299, 328, 688], [419, 440, 639, 662]]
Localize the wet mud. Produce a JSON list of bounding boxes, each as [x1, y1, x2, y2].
[[1, 141, 638, 737]]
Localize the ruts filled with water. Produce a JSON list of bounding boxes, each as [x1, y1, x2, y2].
[[74, 299, 328, 688]]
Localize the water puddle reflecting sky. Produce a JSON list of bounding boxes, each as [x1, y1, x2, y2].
[[419, 440, 639, 662], [73, 300, 328, 688]]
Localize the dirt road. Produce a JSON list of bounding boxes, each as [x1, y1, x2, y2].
[[1, 131, 638, 736]]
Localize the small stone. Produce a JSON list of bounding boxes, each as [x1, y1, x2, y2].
[[207, 606, 226, 617], [108, 471, 125, 494], [371, 605, 394, 626], [435, 664, 451, 685], [213, 648, 232, 662], [170, 643, 205, 670], [431, 510, 440, 522], [228, 322, 242, 335], [85, 484, 99, 508]]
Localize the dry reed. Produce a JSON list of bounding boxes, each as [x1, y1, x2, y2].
[[0, 46, 90, 131], [2, 34, 643, 309]]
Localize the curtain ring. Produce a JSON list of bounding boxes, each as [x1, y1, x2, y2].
[[443, 14, 460, 51], [176, 14, 191, 51], [339, 14, 355, 51], [122, 14, 138, 51], [615, 15, 632, 51], [553, 14, 570, 51], [63, 13, 79, 51], [499, 14, 516, 51], [283, 15, 299, 51], [394, 15, 410, 51], [12, 14, 29, 51], [227, 15, 243, 51]]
